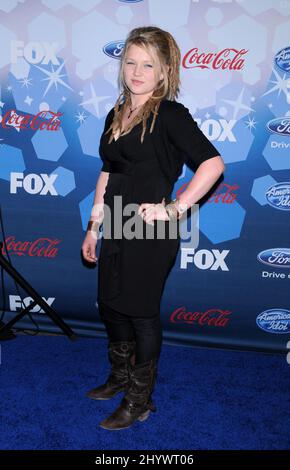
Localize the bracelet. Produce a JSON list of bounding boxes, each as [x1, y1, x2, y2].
[[87, 220, 100, 233], [165, 198, 188, 221], [174, 198, 188, 219], [165, 199, 180, 221]]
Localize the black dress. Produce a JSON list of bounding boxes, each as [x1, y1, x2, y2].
[[97, 100, 220, 317]]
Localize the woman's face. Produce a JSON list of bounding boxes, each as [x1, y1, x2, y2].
[[123, 44, 163, 99]]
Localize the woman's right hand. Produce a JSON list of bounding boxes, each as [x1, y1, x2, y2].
[[82, 231, 98, 263]]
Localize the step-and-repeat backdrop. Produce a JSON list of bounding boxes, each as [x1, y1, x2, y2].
[[0, 0, 289, 353]]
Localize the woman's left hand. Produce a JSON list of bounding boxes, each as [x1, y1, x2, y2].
[[138, 197, 169, 225]]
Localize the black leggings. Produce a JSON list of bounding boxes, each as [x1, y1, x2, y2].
[[98, 301, 163, 364]]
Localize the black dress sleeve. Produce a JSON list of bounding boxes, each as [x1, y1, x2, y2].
[[163, 101, 221, 170], [99, 108, 114, 172]]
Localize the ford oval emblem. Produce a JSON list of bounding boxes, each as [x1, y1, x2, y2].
[[103, 41, 124, 59]]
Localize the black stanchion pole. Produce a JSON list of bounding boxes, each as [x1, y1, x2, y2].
[[0, 242, 77, 341]]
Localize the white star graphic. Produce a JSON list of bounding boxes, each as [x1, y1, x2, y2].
[[262, 69, 289, 99], [205, 112, 211, 119], [24, 96, 33, 106], [19, 77, 33, 88], [34, 61, 73, 97], [0, 101, 4, 108], [75, 111, 87, 124], [222, 87, 254, 120], [80, 83, 110, 118], [245, 116, 257, 131]]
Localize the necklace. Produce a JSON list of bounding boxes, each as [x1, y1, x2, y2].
[[127, 102, 143, 119]]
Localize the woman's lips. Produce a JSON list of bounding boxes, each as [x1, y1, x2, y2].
[[132, 80, 144, 85]]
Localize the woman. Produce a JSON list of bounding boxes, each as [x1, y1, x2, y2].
[[82, 26, 225, 431]]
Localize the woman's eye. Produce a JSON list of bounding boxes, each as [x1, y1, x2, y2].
[[125, 62, 152, 67]]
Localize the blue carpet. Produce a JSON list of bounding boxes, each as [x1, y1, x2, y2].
[[0, 335, 289, 450]]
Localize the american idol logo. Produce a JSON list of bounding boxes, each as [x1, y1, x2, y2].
[[256, 309, 290, 334], [103, 41, 124, 59], [257, 249, 290, 268], [274, 47, 290, 73], [265, 182, 290, 210], [267, 117, 290, 136]]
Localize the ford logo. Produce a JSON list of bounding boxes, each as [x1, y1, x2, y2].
[[274, 46, 290, 73], [267, 117, 290, 136], [256, 309, 290, 334], [265, 182, 290, 211], [103, 41, 124, 59], [257, 248, 290, 268]]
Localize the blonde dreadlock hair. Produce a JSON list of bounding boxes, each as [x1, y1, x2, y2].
[[105, 26, 181, 144]]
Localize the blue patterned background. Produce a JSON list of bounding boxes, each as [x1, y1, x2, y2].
[[0, 0, 290, 352]]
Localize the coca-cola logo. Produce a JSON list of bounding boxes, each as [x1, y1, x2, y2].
[[170, 307, 231, 327], [182, 48, 248, 70], [1, 237, 60, 257], [177, 183, 238, 204], [207, 183, 239, 204], [1, 110, 62, 131]]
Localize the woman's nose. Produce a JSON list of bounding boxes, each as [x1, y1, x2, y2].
[[133, 66, 142, 76]]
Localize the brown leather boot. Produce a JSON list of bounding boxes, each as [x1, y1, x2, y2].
[[86, 340, 136, 400], [99, 358, 158, 430]]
